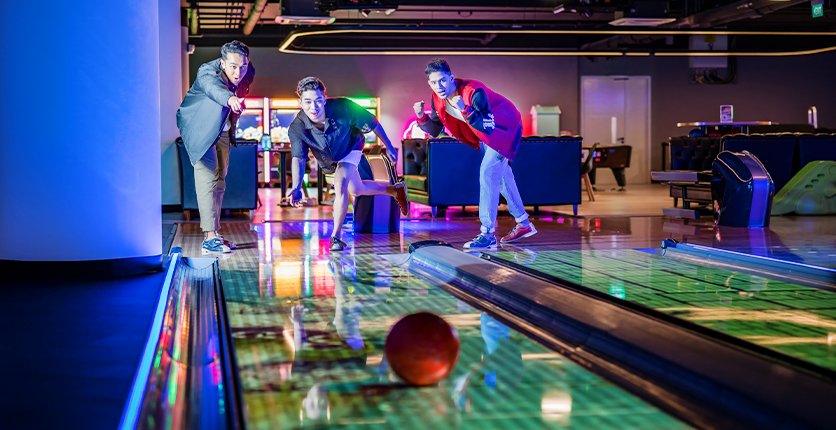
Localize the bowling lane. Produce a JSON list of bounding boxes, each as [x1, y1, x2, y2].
[[218, 222, 690, 429], [491, 247, 836, 373]]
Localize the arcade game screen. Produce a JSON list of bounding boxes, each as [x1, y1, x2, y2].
[[234, 97, 266, 141], [269, 99, 297, 145]]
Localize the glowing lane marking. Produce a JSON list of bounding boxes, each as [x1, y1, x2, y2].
[[119, 252, 181, 430]]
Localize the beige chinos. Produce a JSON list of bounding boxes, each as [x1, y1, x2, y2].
[[194, 132, 231, 232]]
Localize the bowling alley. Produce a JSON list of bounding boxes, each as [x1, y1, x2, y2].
[[4, 1, 836, 429]]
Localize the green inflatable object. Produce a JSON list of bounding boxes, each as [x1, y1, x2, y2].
[[771, 161, 836, 215]]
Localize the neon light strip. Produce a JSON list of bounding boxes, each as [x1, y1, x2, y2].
[[263, 151, 270, 183], [263, 97, 270, 140], [244, 97, 263, 108], [271, 99, 299, 108], [347, 97, 377, 108], [118, 252, 181, 430], [279, 28, 836, 57], [652, 46, 836, 56]]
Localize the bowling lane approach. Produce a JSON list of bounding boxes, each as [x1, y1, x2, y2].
[[220, 233, 690, 429]]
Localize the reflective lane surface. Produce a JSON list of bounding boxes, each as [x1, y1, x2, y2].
[[218, 222, 690, 429], [492, 247, 836, 372]]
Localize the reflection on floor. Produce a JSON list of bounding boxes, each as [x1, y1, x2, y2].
[[241, 183, 674, 224], [170, 188, 835, 428], [493, 248, 836, 371]]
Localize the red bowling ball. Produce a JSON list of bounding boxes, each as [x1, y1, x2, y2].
[[385, 312, 460, 386]]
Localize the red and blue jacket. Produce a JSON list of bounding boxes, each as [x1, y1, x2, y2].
[[417, 78, 522, 161]]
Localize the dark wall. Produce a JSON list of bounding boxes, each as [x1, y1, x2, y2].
[[190, 47, 836, 170], [580, 52, 836, 170]]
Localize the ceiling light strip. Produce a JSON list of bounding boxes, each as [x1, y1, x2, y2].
[[278, 28, 836, 57]]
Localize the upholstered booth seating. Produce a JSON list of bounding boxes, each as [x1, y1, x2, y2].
[[401, 136, 582, 216], [797, 134, 836, 171], [654, 133, 836, 218], [668, 136, 722, 171], [721, 133, 800, 193], [721, 133, 836, 192]]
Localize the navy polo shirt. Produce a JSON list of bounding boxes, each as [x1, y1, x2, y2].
[[288, 97, 378, 174]]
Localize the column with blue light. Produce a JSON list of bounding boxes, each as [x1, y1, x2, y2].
[[0, 2, 162, 263]]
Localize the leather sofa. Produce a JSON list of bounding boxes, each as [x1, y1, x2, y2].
[[669, 136, 722, 171], [401, 136, 582, 216]]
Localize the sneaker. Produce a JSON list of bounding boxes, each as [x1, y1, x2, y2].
[[202, 237, 231, 255], [330, 236, 348, 251], [463, 233, 497, 250], [216, 234, 237, 250], [392, 182, 408, 216], [500, 223, 537, 244]]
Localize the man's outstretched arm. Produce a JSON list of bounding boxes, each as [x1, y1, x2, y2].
[[196, 60, 236, 107]]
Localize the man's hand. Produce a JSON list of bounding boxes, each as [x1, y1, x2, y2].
[[227, 96, 245, 114], [385, 147, 398, 164], [288, 188, 304, 207], [449, 95, 465, 111], [413, 101, 425, 117]]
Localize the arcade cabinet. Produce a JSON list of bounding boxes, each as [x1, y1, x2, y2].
[[589, 145, 632, 191]]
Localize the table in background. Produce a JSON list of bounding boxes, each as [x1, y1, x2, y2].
[[677, 121, 774, 135]]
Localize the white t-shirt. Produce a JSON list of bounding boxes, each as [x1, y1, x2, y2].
[[445, 99, 465, 121]]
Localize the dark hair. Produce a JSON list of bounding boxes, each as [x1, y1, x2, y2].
[[221, 40, 249, 59], [425, 58, 452, 76], [296, 76, 327, 97]]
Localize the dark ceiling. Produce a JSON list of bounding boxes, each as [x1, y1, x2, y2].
[[183, 0, 836, 56]]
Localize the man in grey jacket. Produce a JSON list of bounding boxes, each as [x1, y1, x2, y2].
[[177, 40, 255, 254]]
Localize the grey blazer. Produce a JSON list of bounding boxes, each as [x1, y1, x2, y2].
[[176, 58, 255, 165]]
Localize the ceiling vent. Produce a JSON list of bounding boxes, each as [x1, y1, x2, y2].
[[609, 0, 673, 26], [275, 0, 335, 25]]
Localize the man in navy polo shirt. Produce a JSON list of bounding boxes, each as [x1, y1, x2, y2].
[[287, 77, 407, 251]]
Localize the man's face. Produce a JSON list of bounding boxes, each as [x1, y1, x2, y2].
[[427, 71, 456, 99], [300, 89, 327, 123], [220, 53, 249, 85]]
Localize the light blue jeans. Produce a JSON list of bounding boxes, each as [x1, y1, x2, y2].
[[479, 143, 529, 234]]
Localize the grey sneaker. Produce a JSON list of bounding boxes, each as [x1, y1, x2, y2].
[[463, 233, 497, 250]]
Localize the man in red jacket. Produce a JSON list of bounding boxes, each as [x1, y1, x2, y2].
[[414, 59, 536, 249]]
